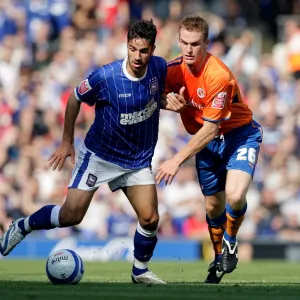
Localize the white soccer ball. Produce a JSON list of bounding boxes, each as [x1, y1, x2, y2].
[[46, 249, 84, 284]]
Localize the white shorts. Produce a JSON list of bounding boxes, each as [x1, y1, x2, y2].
[[68, 144, 155, 191]]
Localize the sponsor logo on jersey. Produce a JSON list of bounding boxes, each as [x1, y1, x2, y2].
[[120, 99, 158, 125], [197, 88, 205, 98], [149, 77, 158, 95], [78, 79, 92, 95], [119, 93, 132, 98], [186, 98, 204, 110], [212, 92, 227, 109]]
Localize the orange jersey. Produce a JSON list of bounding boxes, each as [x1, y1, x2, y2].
[[165, 53, 252, 135]]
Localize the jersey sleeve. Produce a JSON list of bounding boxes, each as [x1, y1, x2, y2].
[[74, 69, 104, 106], [161, 58, 167, 91], [202, 73, 232, 123], [165, 60, 182, 95], [156, 57, 167, 94], [165, 57, 184, 95], [165, 66, 173, 94]]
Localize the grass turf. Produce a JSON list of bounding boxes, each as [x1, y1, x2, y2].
[[0, 260, 299, 299]]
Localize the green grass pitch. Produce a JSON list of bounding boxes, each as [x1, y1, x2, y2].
[[0, 260, 299, 299]]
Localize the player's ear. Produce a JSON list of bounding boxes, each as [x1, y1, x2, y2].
[[151, 44, 156, 55], [177, 36, 180, 48], [205, 39, 210, 50]]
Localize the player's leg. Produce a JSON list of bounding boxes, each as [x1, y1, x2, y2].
[[221, 170, 251, 273], [0, 145, 101, 256], [0, 188, 96, 256], [221, 120, 262, 273], [203, 192, 227, 284], [27, 188, 97, 229], [123, 184, 165, 284], [109, 168, 165, 284], [205, 192, 226, 263], [195, 141, 227, 284]]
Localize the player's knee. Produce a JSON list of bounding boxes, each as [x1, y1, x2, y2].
[[205, 201, 223, 218], [226, 188, 246, 209], [59, 207, 84, 227], [139, 214, 159, 231]]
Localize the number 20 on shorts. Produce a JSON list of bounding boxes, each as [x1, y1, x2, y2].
[[236, 148, 256, 164]]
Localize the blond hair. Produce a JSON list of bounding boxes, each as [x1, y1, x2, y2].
[[179, 15, 209, 41]]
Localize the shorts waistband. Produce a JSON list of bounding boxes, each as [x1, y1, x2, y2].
[[213, 121, 254, 140]]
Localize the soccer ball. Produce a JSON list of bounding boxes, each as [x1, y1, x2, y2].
[[46, 249, 84, 284]]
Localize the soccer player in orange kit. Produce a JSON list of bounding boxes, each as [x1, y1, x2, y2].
[[156, 15, 263, 283]]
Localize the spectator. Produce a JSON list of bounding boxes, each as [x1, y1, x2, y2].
[[1, 0, 300, 244]]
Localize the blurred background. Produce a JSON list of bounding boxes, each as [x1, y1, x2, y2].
[[1, 0, 300, 262]]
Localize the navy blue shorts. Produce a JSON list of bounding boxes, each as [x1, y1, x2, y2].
[[195, 120, 263, 196]]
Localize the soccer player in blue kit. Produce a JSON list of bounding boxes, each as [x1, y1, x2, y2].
[[0, 20, 185, 284]]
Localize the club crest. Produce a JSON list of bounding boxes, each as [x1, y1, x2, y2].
[[197, 88, 205, 98], [86, 173, 97, 187], [149, 78, 158, 95]]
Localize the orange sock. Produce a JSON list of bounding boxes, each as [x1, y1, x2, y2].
[[226, 213, 244, 238], [224, 203, 247, 241], [208, 221, 227, 256]]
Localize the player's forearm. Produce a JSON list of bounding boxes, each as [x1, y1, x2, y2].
[[173, 122, 219, 164], [62, 92, 81, 144]]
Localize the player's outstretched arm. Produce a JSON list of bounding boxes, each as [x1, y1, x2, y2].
[[174, 120, 219, 163], [160, 87, 186, 112], [156, 121, 219, 185], [48, 91, 81, 171]]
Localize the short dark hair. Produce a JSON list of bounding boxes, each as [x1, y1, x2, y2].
[[179, 15, 209, 41], [127, 19, 157, 46]]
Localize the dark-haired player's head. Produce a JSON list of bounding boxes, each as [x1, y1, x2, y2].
[[178, 15, 209, 66], [127, 19, 157, 77]]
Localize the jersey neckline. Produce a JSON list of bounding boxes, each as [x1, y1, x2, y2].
[[122, 57, 148, 82], [184, 52, 210, 78]]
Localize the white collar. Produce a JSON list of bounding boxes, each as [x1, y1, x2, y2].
[[122, 57, 148, 82]]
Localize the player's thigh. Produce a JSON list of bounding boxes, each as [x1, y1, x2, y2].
[[68, 144, 126, 191], [65, 144, 131, 222], [123, 184, 158, 221], [205, 191, 226, 218], [225, 120, 262, 203], [225, 170, 252, 203], [109, 167, 158, 223], [195, 142, 227, 196]]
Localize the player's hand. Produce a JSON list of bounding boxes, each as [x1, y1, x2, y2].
[[166, 87, 186, 112], [156, 158, 181, 185], [48, 141, 75, 171]]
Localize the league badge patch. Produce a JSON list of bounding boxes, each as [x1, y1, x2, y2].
[[212, 92, 227, 109], [78, 79, 92, 95]]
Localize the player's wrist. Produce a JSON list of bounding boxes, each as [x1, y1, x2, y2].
[[173, 154, 184, 166], [62, 139, 74, 146]]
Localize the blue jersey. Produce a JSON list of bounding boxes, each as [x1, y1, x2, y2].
[[74, 56, 167, 169]]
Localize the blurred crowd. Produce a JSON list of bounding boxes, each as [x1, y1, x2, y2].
[[1, 0, 300, 244]]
